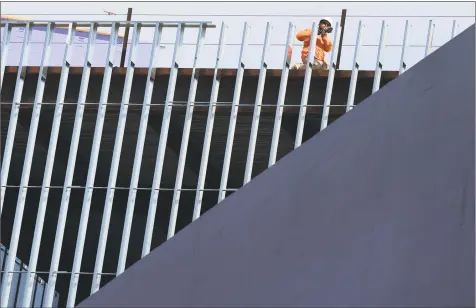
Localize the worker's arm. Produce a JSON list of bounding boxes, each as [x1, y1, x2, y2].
[[296, 28, 312, 41], [319, 35, 333, 52]]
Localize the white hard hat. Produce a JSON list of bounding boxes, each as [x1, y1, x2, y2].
[[320, 17, 333, 27]]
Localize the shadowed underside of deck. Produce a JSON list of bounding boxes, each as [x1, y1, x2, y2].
[[0, 69, 396, 306]]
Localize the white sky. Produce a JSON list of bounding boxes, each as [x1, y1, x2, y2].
[[1, 1, 475, 69]]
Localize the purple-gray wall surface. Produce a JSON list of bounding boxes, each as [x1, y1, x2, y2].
[[77, 25, 475, 308]]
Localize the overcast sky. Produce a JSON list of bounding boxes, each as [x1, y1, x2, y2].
[[1, 1, 475, 69]]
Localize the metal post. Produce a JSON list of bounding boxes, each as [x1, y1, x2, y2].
[[424, 20, 435, 57], [166, 24, 207, 240], [451, 20, 458, 39], [399, 20, 410, 75], [120, 8, 133, 67], [372, 20, 387, 94], [336, 9, 347, 70], [42, 23, 99, 308], [345, 21, 364, 112], [217, 22, 251, 203], [295, 22, 318, 149], [268, 22, 295, 168], [4, 248, 21, 308], [0, 23, 54, 308], [243, 22, 272, 185], [0, 22, 32, 215], [144, 23, 185, 244], [0, 22, 13, 91], [193, 22, 227, 221], [117, 23, 184, 275], [320, 22, 341, 131], [91, 23, 163, 295], [20, 23, 77, 308], [66, 22, 122, 307]]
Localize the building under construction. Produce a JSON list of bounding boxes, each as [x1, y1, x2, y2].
[[0, 14, 474, 307]]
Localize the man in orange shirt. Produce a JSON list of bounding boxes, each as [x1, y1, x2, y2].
[[291, 17, 334, 71]]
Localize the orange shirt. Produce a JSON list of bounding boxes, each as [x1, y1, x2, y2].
[[296, 28, 333, 62]]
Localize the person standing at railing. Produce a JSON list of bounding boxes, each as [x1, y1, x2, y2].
[[291, 17, 334, 71]]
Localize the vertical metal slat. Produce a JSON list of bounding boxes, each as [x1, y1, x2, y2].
[[16, 264, 30, 307], [345, 21, 364, 112], [320, 21, 342, 131], [30, 275, 39, 308], [117, 23, 185, 276], [268, 22, 295, 167], [424, 20, 435, 57], [0, 22, 33, 216], [38, 285, 47, 308], [451, 20, 458, 39], [21, 23, 77, 308], [91, 23, 163, 294], [42, 23, 99, 308], [0, 245, 5, 289], [0, 22, 13, 91], [243, 22, 272, 185], [193, 22, 227, 221], [166, 24, 207, 240], [38, 280, 46, 308], [142, 23, 184, 245], [8, 261, 21, 308], [0, 245, 4, 277], [66, 22, 122, 308], [0, 23, 53, 308], [399, 20, 410, 75], [217, 22, 251, 203], [372, 20, 387, 94], [53, 290, 60, 308], [294, 22, 318, 149]]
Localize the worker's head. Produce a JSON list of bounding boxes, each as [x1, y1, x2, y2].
[[319, 17, 332, 30]]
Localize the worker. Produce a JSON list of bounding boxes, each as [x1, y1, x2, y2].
[[291, 17, 334, 71]]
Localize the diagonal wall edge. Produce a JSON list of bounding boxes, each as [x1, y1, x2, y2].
[[78, 25, 475, 308]]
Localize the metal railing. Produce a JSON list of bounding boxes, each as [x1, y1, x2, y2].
[[0, 18, 466, 307], [1, 18, 467, 69], [0, 19, 216, 308]]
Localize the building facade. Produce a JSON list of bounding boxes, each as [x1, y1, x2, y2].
[[0, 17, 470, 307]]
